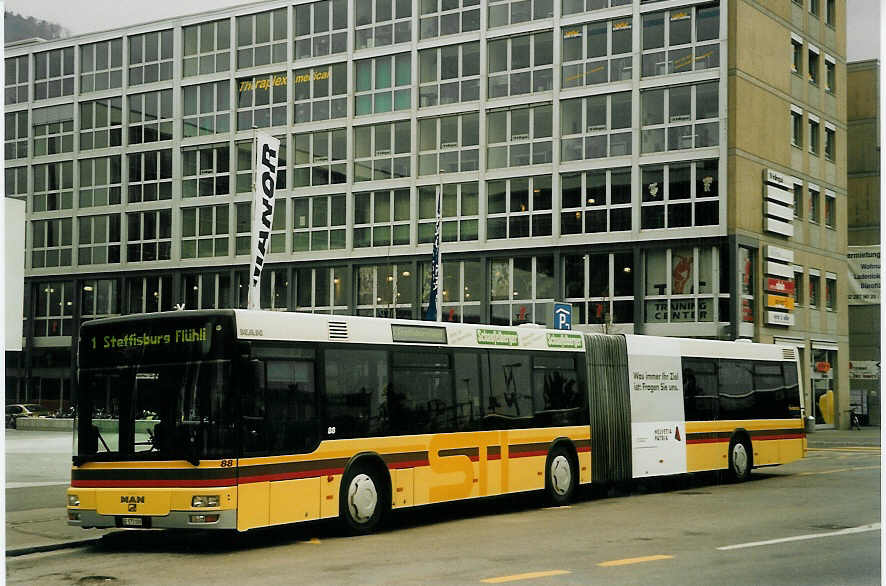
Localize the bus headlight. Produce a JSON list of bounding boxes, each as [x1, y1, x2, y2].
[[192, 495, 220, 508], [68, 494, 80, 507]]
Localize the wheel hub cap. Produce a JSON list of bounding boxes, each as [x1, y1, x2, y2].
[[551, 455, 571, 496], [348, 474, 378, 523], [733, 444, 748, 475]]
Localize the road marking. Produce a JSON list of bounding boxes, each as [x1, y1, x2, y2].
[[481, 570, 570, 583], [808, 447, 880, 453], [6, 481, 70, 489], [798, 465, 880, 476], [301, 537, 321, 544], [597, 555, 674, 567], [717, 523, 881, 551], [543, 506, 572, 510]]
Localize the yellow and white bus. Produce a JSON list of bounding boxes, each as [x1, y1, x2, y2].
[[68, 310, 805, 533]]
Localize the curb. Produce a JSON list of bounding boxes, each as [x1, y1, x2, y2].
[[6, 538, 102, 558]]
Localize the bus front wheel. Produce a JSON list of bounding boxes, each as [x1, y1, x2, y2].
[[545, 445, 577, 506], [727, 437, 752, 483], [340, 461, 387, 534]]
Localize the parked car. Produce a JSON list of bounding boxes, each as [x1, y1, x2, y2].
[[5, 404, 54, 428]]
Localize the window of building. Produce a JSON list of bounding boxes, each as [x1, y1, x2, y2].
[[235, 137, 286, 193], [80, 279, 119, 320], [293, 128, 347, 187], [79, 97, 123, 150], [354, 120, 411, 181], [810, 0, 819, 17], [644, 245, 726, 324], [31, 219, 73, 268], [418, 259, 483, 322], [793, 182, 803, 217], [561, 168, 631, 234], [34, 281, 74, 336], [127, 276, 173, 313], [355, 0, 411, 50], [78, 214, 121, 265], [562, 0, 630, 16], [487, 103, 553, 169], [78, 156, 122, 207], [640, 82, 719, 153], [127, 149, 172, 203], [235, 201, 285, 255], [182, 272, 235, 309], [489, 255, 555, 325], [809, 185, 820, 222], [6, 167, 28, 198], [293, 63, 347, 123], [183, 19, 231, 77], [563, 251, 634, 325], [824, 191, 836, 228], [418, 41, 480, 107], [809, 272, 820, 307], [355, 53, 412, 115], [32, 162, 73, 212], [128, 30, 173, 85], [127, 209, 172, 262], [355, 263, 415, 318], [808, 47, 819, 85], [791, 107, 803, 148], [825, 274, 836, 310], [417, 182, 479, 243], [561, 18, 632, 88], [825, 56, 835, 93], [33, 47, 74, 100], [183, 81, 229, 137], [5, 55, 29, 104], [294, 0, 347, 59], [292, 194, 347, 251], [181, 205, 230, 259], [640, 159, 719, 229], [237, 72, 287, 129], [354, 189, 411, 247], [418, 112, 480, 175], [487, 31, 554, 99], [488, 0, 552, 28], [640, 4, 720, 79], [808, 116, 820, 155], [129, 89, 174, 144], [419, 0, 480, 40], [791, 37, 802, 74], [32, 104, 74, 156], [80, 39, 123, 92], [487, 175, 553, 239], [182, 143, 230, 198], [295, 266, 349, 314], [824, 124, 835, 161], [825, 0, 835, 26], [793, 270, 804, 306], [5, 111, 28, 160], [236, 9, 287, 68], [560, 92, 632, 161]]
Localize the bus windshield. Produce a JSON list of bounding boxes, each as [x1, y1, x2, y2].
[[75, 313, 238, 463]]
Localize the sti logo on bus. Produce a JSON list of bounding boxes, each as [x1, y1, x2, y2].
[[251, 141, 279, 288]]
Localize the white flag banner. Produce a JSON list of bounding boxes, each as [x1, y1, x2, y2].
[[847, 245, 881, 305], [247, 132, 281, 310]]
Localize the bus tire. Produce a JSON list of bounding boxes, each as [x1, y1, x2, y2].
[[727, 436, 752, 483], [545, 445, 577, 506], [339, 460, 388, 534]]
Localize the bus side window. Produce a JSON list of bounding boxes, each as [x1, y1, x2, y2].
[[453, 351, 482, 431], [718, 359, 754, 420], [487, 352, 532, 428], [783, 362, 801, 417], [265, 360, 319, 454], [752, 361, 786, 419], [682, 357, 718, 421], [324, 348, 388, 439]]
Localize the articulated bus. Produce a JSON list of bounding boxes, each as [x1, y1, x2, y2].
[[68, 310, 805, 533]]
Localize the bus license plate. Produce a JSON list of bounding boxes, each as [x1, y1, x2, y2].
[[121, 517, 143, 527]]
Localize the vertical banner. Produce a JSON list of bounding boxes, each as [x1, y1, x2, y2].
[[425, 186, 442, 321], [847, 245, 881, 305], [247, 132, 281, 311]]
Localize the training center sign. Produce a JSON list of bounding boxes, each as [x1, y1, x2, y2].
[[847, 245, 880, 305], [247, 132, 281, 310]]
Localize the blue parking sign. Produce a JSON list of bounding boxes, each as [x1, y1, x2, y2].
[[553, 303, 572, 330]]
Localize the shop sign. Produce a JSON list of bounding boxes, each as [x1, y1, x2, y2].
[[766, 277, 795, 295], [849, 361, 880, 380], [847, 245, 881, 305], [765, 245, 794, 264], [766, 310, 793, 326], [766, 294, 795, 310], [815, 361, 832, 373]]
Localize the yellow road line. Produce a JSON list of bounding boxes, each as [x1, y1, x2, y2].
[[481, 570, 571, 583], [799, 465, 880, 476], [597, 555, 674, 567]]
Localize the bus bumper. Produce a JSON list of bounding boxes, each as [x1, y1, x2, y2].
[[67, 508, 237, 530]]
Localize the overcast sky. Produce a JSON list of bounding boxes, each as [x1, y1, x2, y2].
[[2, 0, 883, 60]]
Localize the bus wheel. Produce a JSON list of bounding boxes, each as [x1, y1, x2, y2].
[[727, 437, 752, 482], [340, 462, 386, 534], [545, 446, 576, 506]]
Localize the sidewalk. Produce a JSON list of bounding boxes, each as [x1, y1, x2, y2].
[[5, 427, 881, 557]]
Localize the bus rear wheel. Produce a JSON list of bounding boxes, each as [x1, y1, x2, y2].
[[340, 462, 387, 534], [727, 437, 752, 482], [545, 446, 577, 506]]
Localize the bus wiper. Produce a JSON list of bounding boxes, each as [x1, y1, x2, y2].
[[93, 425, 111, 452]]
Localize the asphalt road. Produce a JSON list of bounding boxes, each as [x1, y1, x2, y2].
[[5, 441, 881, 585]]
